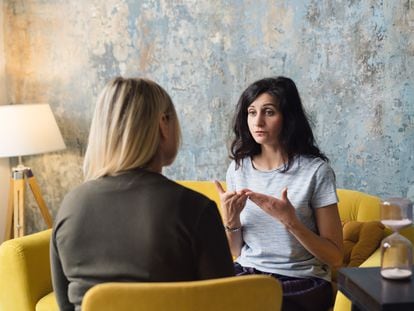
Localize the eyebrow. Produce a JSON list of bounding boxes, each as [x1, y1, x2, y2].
[[248, 103, 277, 109]]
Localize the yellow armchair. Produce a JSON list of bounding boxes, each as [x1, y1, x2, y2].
[[0, 229, 58, 311], [82, 275, 282, 311]]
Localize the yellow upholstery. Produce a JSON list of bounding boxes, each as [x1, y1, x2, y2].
[[1, 181, 412, 311], [82, 275, 282, 311], [336, 189, 381, 222], [0, 229, 58, 311]]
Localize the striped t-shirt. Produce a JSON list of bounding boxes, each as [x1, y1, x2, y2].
[[226, 155, 338, 281]]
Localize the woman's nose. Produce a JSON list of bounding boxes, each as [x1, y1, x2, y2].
[[254, 113, 264, 126]]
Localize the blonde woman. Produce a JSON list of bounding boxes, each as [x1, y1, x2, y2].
[[51, 77, 234, 311]]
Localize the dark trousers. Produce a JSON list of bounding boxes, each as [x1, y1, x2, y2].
[[234, 262, 333, 311]]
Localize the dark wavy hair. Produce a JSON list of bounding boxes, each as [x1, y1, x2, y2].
[[230, 76, 328, 171]]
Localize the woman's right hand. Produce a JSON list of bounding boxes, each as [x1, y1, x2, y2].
[[214, 180, 248, 227]]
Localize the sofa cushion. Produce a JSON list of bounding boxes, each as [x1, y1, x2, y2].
[[342, 220, 385, 267]]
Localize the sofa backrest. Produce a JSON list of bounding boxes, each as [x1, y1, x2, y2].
[[82, 275, 282, 311], [336, 189, 381, 222]]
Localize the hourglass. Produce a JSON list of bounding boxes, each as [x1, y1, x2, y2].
[[380, 198, 413, 279]]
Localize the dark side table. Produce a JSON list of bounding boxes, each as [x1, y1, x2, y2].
[[337, 266, 414, 311]]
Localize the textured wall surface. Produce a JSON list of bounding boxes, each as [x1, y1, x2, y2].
[[0, 0, 10, 242], [2, 0, 413, 234]]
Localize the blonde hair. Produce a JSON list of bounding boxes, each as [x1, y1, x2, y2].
[[83, 77, 181, 181]]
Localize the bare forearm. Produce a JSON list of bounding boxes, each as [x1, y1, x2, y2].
[[284, 219, 343, 268], [223, 215, 243, 258], [226, 231, 243, 258]]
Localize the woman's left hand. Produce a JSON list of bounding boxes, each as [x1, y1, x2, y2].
[[247, 188, 344, 267], [245, 188, 298, 227]]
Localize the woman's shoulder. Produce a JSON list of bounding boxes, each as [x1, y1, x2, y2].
[[294, 155, 334, 176], [164, 180, 220, 219], [62, 180, 94, 204], [168, 180, 214, 205], [296, 155, 330, 168]]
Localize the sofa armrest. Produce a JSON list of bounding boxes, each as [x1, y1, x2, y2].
[[359, 248, 381, 267], [0, 229, 53, 311]]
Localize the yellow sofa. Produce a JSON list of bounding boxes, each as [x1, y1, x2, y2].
[[1, 181, 413, 311]]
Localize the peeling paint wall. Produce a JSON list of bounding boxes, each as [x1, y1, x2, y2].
[[2, 0, 413, 234]]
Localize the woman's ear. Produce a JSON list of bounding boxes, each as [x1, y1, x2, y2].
[[159, 113, 169, 140]]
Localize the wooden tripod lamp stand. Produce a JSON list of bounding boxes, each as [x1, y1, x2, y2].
[[6, 165, 54, 238], [0, 104, 66, 240]]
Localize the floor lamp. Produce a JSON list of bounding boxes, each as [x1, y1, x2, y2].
[[0, 104, 66, 240]]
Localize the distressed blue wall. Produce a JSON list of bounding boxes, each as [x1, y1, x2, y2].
[[2, 0, 413, 233]]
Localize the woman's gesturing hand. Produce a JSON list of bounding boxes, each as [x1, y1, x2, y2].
[[214, 181, 248, 227], [245, 188, 298, 227]]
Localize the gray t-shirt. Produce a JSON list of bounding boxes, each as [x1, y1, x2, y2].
[[226, 155, 338, 281]]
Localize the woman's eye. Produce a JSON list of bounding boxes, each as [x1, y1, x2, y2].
[[265, 109, 275, 116], [248, 110, 256, 116]]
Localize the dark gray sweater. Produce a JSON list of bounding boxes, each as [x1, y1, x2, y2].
[[50, 168, 234, 311]]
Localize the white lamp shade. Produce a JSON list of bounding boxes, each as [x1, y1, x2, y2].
[[0, 104, 66, 157]]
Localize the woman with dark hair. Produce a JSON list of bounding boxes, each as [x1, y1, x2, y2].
[[215, 77, 343, 311]]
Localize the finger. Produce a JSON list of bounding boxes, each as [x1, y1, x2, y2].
[[214, 180, 225, 194], [246, 192, 267, 206], [281, 187, 289, 202], [235, 193, 248, 207], [228, 192, 242, 204]]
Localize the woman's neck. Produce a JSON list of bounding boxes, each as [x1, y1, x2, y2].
[[144, 154, 163, 174], [252, 145, 287, 171]]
